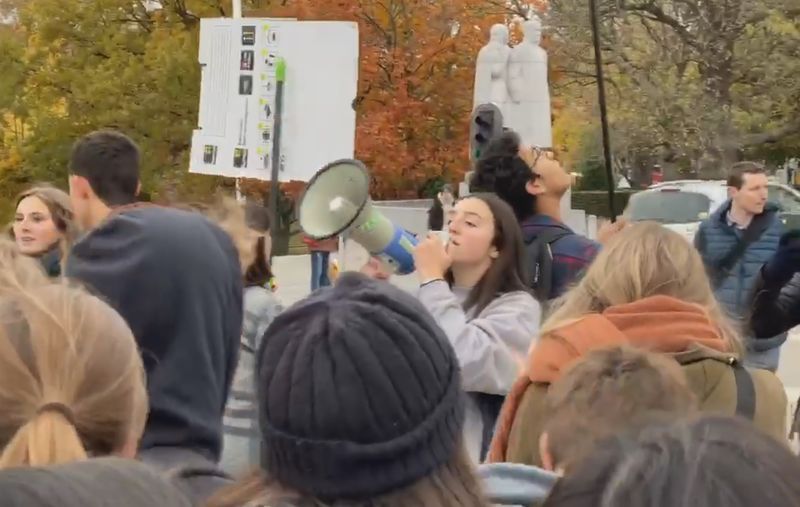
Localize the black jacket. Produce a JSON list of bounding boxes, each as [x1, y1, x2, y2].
[[66, 205, 243, 462], [750, 230, 800, 338]]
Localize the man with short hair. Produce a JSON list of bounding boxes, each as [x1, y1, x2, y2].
[[67, 130, 142, 229], [695, 161, 785, 370], [539, 346, 697, 473], [470, 131, 622, 301], [65, 130, 241, 502]]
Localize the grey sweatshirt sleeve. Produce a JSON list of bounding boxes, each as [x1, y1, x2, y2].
[[478, 463, 559, 506], [417, 280, 541, 395], [243, 287, 283, 351]]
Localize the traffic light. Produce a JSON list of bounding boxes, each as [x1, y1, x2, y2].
[[470, 104, 504, 161]]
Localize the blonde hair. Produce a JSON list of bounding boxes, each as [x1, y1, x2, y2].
[[543, 222, 741, 352], [11, 185, 78, 254], [207, 446, 488, 507], [0, 239, 148, 468], [201, 198, 260, 275]]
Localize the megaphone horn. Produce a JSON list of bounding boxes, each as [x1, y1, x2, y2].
[[297, 159, 419, 275]]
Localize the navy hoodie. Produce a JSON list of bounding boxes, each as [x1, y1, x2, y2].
[[66, 205, 243, 462]]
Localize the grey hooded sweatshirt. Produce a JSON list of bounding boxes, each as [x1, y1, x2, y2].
[[417, 280, 540, 462]]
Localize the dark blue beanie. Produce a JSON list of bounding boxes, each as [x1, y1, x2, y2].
[[256, 272, 465, 501]]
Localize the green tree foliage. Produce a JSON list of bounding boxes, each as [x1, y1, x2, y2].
[[547, 0, 800, 177], [0, 0, 228, 219]]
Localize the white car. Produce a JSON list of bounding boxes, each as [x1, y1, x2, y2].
[[623, 180, 800, 241]]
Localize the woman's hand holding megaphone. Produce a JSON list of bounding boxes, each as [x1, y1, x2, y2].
[[414, 233, 453, 284], [360, 256, 392, 281]]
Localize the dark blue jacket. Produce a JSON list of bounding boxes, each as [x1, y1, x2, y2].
[[695, 200, 785, 352], [66, 205, 243, 463]]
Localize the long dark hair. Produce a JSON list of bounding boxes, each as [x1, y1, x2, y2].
[[244, 203, 274, 288], [245, 236, 274, 288], [445, 193, 529, 315]]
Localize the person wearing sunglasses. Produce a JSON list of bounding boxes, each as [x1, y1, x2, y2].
[[470, 131, 622, 303]]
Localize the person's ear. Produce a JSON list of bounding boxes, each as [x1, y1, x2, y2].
[[526, 177, 546, 197], [116, 437, 139, 459], [728, 186, 737, 199], [69, 175, 93, 199], [540, 432, 556, 472]]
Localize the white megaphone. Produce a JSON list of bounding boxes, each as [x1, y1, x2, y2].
[[297, 159, 419, 275]]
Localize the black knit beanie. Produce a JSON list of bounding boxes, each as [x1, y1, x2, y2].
[[256, 272, 465, 501]]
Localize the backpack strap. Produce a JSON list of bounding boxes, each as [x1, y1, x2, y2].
[[473, 393, 506, 462], [682, 354, 756, 421], [708, 212, 771, 288], [525, 229, 572, 301], [732, 360, 756, 420]]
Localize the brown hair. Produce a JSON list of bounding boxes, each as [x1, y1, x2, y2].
[[203, 198, 274, 287], [542, 415, 800, 507], [10, 185, 78, 255], [446, 193, 530, 313], [243, 204, 273, 287], [207, 446, 487, 507], [727, 161, 766, 189], [0, 239, 148, 468], [543, 346, 697, 471]]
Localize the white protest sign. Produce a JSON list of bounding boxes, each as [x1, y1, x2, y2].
[[190, 19, 359, 182]]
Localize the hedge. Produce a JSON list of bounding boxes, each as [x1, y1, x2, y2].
[[570, 190, 639, 219]]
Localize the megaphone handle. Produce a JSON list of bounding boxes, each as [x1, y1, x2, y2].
[[340, 232, 349, 271]]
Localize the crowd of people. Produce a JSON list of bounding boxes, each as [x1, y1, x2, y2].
[[2, 127, 800, 506]]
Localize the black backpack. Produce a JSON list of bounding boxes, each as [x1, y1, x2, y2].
[[525, 229, 571, 302]]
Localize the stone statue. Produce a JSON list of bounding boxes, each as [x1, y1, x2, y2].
[[473, 24, 511, 115], [506, 16, 553, 147]]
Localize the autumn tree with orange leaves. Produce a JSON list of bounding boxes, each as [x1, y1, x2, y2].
[[250, 0, 509, 198], [0, 0, 547, 222]]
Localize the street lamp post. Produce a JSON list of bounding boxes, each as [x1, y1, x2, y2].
[[233, 0, 243, 201], [589, 0, 617, 220]]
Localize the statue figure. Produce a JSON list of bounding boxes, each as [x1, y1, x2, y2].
[[506, 16, 553, 147], [473, 24, 511, 115]]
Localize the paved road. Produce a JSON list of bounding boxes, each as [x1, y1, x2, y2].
[[272, 253, 418, 306], [274, 253, 800, 391]]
